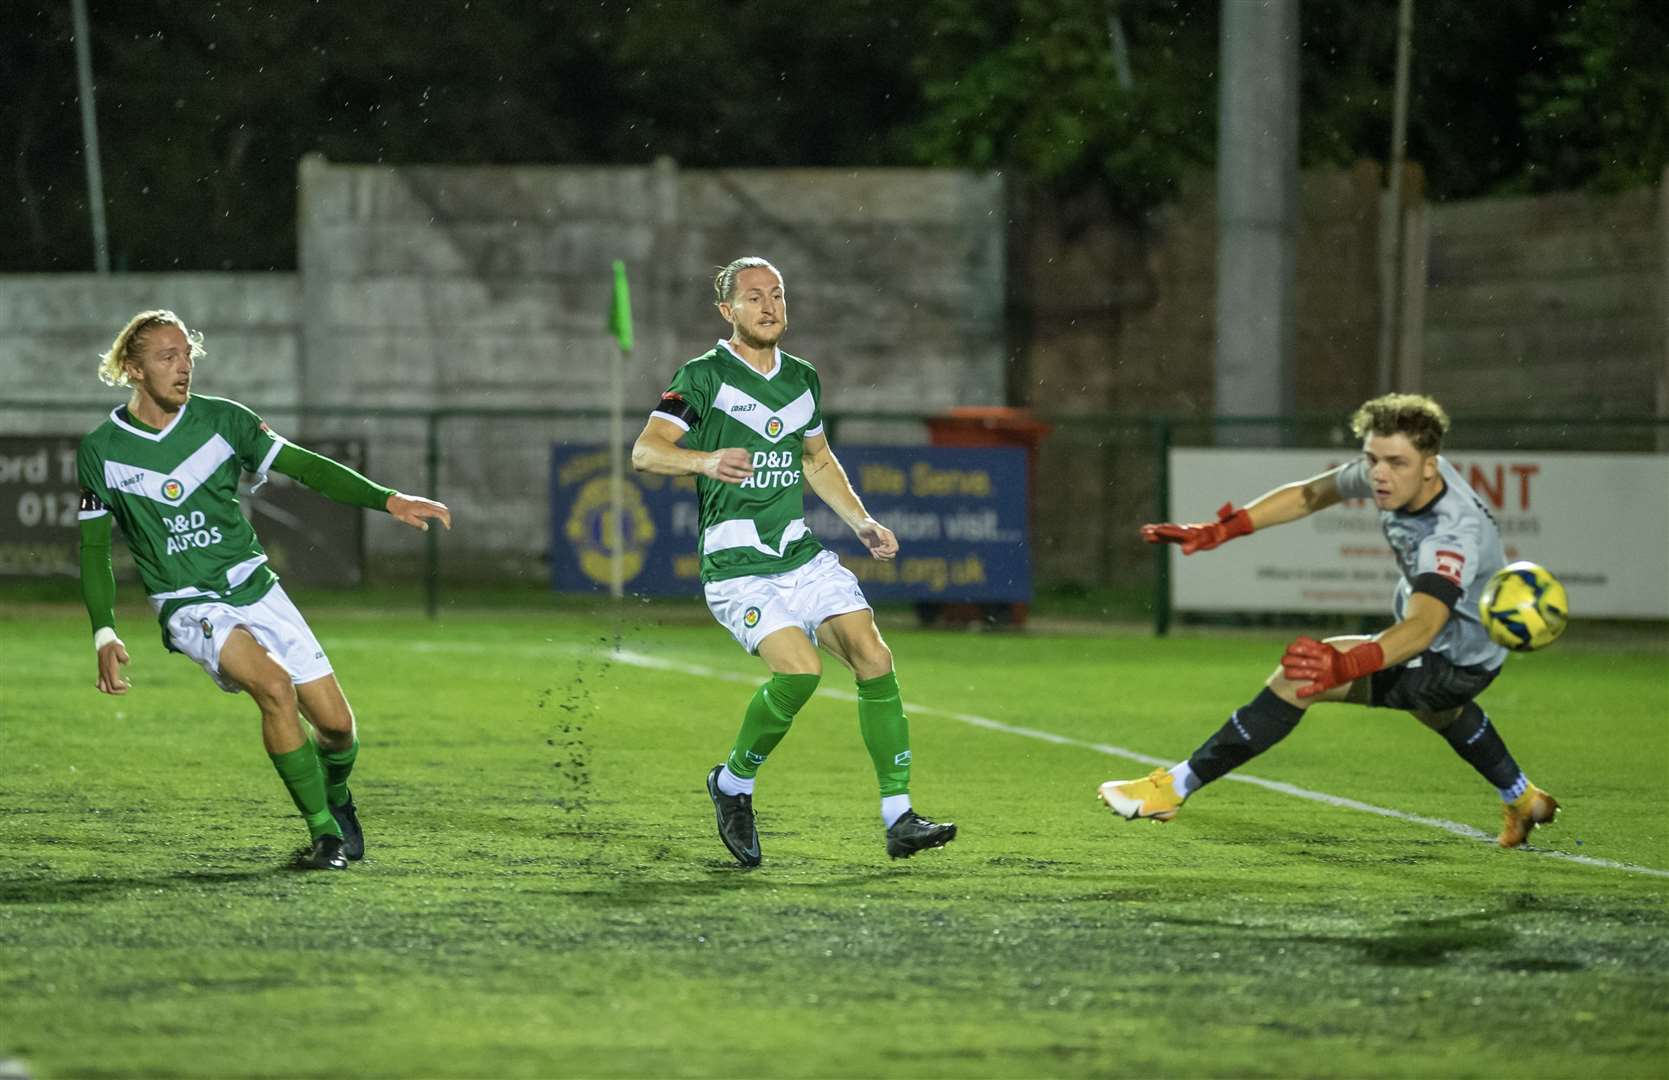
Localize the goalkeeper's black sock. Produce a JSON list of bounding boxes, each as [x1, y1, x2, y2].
[[1185, 688, 1304, 788], [1435, 702, 1523, 791]]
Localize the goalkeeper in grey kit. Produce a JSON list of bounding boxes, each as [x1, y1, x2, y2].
[[77, 310, 451, 869], [1098, 393, 1559, 848]]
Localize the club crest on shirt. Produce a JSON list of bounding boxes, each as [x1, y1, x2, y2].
[[743, 606, 761, 628], [1434, 548, 1465, 585], [765, 417, 783, 438], [161, 478, 184, 501]]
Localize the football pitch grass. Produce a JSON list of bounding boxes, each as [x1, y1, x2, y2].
[[3, 592, 1666, 1079]]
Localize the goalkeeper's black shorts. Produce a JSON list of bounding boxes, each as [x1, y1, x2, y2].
[[1370, 650, 1501, 713]]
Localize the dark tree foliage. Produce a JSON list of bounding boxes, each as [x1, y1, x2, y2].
[[1517, 0, 1669, 192], [1299, 0, 1565, 198], [4, 0, 1662, 272], [593, 1, 924, 167], [906, 0, 1219, 215]]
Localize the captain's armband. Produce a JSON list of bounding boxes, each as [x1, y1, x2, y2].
[[653, 391, 700, 430], [1411, 571, 1462, 610]]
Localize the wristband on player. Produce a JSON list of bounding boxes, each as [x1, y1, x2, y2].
[[93, 626, 123, 653], [1332, 640, 1385, 683], [1281, 636, 1385, 698], [1213, 502, 1255, 542], [1141, 501, 1256, 554]]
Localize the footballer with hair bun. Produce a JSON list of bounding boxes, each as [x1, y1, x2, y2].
[[632, 257, 957, 866]]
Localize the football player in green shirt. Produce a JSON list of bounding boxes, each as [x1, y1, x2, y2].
[[78, 310, 451, 870], [633, 257, 957, 865]]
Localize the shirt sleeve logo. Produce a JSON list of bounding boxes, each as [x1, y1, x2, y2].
[[1434, 548, 1465, 585], [80, 488, 105, 512]]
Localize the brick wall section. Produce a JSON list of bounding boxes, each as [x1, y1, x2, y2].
[[1021, 165, 1383, 587]]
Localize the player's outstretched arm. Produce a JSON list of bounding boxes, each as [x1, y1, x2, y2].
[[386, 493, 451, 532], [802, 433, 897, 560], [1142, 466, 1347, 554], [630, 417, 753, 484], [1280, 593, 1450, 698], [79, 515, 130, 695], [271, 443, 450, 530]]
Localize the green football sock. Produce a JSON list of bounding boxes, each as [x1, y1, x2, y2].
[[314, 735, 359, 808], [725, 673, 821, 779], [857, 671, 911, 797], [269, 743, 342, 839]]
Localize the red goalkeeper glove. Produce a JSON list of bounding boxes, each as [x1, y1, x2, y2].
[[1140, 502, 1254, 555], [1280, 636, 1385, 699]]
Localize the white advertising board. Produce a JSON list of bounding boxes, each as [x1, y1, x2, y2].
[[1169, 449, 1669, 619]]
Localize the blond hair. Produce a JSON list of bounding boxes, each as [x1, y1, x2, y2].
[[1349, 393, 1451, 455], [98, 310, 204, 387], [713, 257, 782, 307]]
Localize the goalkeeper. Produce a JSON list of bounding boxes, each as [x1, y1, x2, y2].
[[78, 310, 451, 870], [1098, 393, 1558, 848]]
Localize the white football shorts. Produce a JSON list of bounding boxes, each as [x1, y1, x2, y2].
[[704, 549, 872, 655], [159, 583, 333, 694]]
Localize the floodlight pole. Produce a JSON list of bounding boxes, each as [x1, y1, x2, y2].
[[70, 0, 110, 274], [1376, 0, 1415, 393], [1214, 0, 1299, 446]]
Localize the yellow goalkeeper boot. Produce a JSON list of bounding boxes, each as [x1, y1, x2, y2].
[[1097, 768, 1185, 822], [1498, 785, 1559, 848]]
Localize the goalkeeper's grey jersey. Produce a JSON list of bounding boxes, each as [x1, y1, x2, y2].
[[1336, 455, 1508, 670]]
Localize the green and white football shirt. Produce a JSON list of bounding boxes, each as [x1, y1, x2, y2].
[[78, 395, 286, 636], [654, 341, 826, 583]]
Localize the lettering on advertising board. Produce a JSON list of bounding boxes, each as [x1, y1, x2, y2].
[[0, 435, 366, 585], [549, 445, 1031, 601]]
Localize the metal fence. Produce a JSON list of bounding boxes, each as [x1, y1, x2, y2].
[[5, 398, 1664, 630]]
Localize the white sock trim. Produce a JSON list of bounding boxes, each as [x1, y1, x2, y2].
[[881, 794, 912, 828], [1169, 762, 1199, 799], [717, 765, 754, 797]]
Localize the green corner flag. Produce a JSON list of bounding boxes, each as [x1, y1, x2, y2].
[[609, 259, 634, 353]]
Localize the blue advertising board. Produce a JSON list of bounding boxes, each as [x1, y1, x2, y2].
[[551, 445, 1030, 601]]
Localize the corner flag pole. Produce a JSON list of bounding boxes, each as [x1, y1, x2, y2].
[[607, 260, 635, 599]]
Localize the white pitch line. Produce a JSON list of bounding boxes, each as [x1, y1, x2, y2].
[[606, 647, 1669, 881]]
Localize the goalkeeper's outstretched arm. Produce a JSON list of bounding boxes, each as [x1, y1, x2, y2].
[[1241, 465, 1349, 529], [1143, 466, 1348, 554]]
